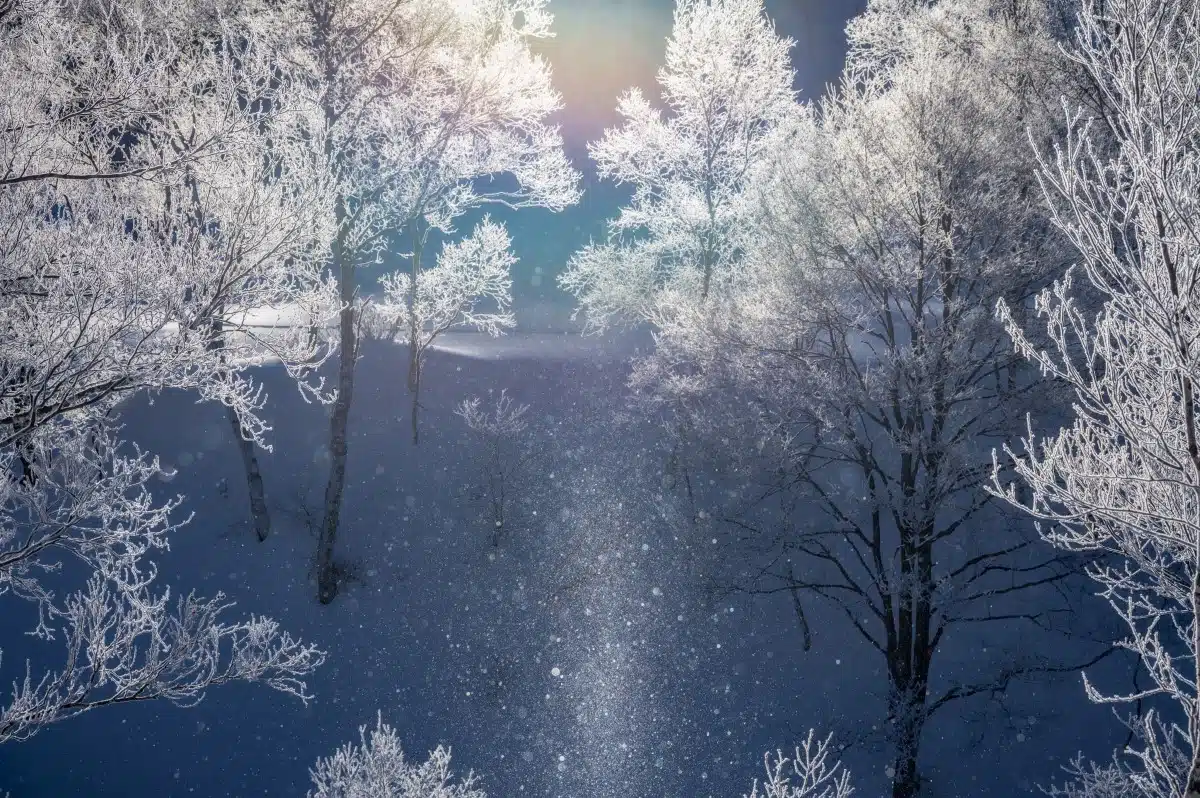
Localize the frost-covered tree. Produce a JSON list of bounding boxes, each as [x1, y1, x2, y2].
[[1, 0, 261, 186], [0, 418, 325, 743], [375, 218, 516, 444], [308, 714, 484, 798], [0, 563, 324, 743], [0, 0, 330, 743], [558, 0, 799, 325], [308, 718, 852, 798], [454, 390, 535, 545], [0, 0, 322, 427], [574, 1, 1086, 796], [991, 1, 1200, 796], [705, 4, 1078, 794], [131, 87, 338, 542], [744, 732, 855, 798], [286, 0, 579, 603], [0, 0, 339, 537]]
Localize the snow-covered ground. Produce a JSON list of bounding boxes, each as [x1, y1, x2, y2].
[[0, 335, 1122, 797]]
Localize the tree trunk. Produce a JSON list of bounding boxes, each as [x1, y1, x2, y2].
[[886, 657, 931, 798], [885, 512, 934, 798], [408, 355, 420, 445], [227, 405, 270, 542], [316, 206, 354, 604], [409, 388, 420, 445], [407, 325, 419, 445], [885, 659, 930, 797], [1158, 209, 1200, 798], [891, 735, 922, 798], [407, 221, 424, 446], [316, 288, 355, 604], [208, 315, 271, 543]]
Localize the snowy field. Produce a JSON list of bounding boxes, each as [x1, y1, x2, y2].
[[0, 338, 1121, 797]]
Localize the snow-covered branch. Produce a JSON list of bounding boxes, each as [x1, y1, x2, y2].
[[0, 567, 324, 743], [375, 218, 517, 347], [308, 714, 484, 798], [744, 732, 854, 798], [559, 0, 799, 324], [0, 0, 332, 744], [455, 391, 536, 544], [991, 0, 1200, 794]]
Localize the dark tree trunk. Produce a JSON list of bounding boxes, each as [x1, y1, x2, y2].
[[408, 355, 420, 446], [316, 201, 354, 604], [227, 405, 270, 541], [881, 513, 935, 798], [410, 390, 419, 445], [891, 738, 922, 798], [406, 221, 424, 446], [208, 315, 272, 543], [885, 632, 932, 798], [17, 445, 35, 487]]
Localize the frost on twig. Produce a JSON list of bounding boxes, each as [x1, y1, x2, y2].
[[988, 0, 1200, 793], [744, 732, 854, 798], [375, 219, 518, 444], [456, 392, 530, 440], [0, 0, 340, 745], [0, 567, 325, 743], [455, 391, 537, 546], [1045, 723, 1189, 798], [0, 416, 326, 745], [309, 713, 484, 798]]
